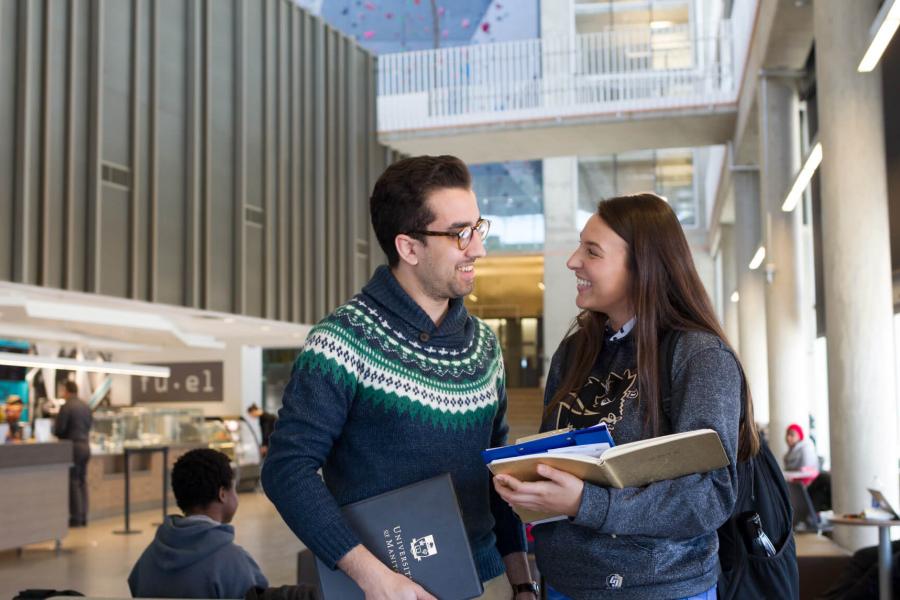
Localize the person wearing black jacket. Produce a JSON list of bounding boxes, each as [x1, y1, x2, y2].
[[54, 381, 92, 527], [247, 404, 276, 457]]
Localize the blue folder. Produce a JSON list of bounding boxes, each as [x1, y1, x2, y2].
[[481, 423, 615, 463]]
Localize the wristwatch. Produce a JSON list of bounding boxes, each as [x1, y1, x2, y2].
[[513, 581, 540, 597]]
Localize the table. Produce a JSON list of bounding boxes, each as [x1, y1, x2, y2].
[[829, 516, 900, 600], [112, 445, 169, 535]]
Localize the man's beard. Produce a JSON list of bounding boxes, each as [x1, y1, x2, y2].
[[420, 268, 473, 302]]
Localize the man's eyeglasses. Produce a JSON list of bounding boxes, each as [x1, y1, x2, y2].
[[407, 218, 491, 251]]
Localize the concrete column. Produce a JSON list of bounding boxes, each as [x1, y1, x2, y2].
[[720, 225, 740, 351], [540, 0, 575, 107], [732, 170, 769, 426], [814, 0, 899, 551], [539, 0, 573, 39], [542, 156, 580, 380], [757, 76, 808, 460]]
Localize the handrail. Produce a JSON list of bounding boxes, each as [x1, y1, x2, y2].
[[377, 22, 735, 133]]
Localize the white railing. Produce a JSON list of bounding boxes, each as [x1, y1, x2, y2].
[[378, 23, 735, 133]]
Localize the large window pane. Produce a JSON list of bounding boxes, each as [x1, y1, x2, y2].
[[577, 147, 697, 228], [471, 161, 544, 252]]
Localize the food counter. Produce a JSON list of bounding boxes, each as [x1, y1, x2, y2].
[[0, 441, 72, 551], [86, 408, 262, 519]]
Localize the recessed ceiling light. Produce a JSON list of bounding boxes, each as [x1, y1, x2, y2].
[[261, 325, 271, 332], [223, 317, 236, 324]]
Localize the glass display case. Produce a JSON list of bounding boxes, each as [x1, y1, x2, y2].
[[204, 416, 262, 491], [90, 407, 205, 454]]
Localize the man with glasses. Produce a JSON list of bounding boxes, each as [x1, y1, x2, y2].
[[263, 155, 537, 600]]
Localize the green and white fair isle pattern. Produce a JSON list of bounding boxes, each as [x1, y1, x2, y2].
[[297, 297, 504, 429]]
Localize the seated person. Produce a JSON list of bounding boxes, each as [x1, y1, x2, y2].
[[783, 423, 819, 484], [128, 448, 268, 598]]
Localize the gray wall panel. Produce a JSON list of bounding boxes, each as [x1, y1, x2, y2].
[[154, 0, 187, 305], [325, 30, 337, 312], [0, 0, 18, 280], [277, 0, 289, 321], [68, 0, 90, 292], [263, 0, 276, 319], [43, 0, 68, 289], [133, 0, 151, 300], [312, 20, 326, 320], [101, 0, 130, 165], [245, 223, 263, 317], [1, 0, 389, 324], [19, 0, 45, 285], [243, 0, 263, 210], [207, 0, 235, 313], [301, 11, 314, 324], [99, 184, 129, 297]]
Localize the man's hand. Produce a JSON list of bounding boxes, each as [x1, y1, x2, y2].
[[493, 464, 585, 518], [338, 545, 437, 600]]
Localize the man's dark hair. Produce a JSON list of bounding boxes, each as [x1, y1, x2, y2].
[[64, 380, 78, 395], [171, 448, 235, 513], [370, 155, 472, 267]]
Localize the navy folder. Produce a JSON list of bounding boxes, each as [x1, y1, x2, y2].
[[481, 422, 615, 463], [315, 474, 483, 600]]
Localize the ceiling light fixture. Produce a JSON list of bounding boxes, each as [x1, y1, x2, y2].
[[0, 352, 170, 378], [781, 142, 822, 212], [858, 0, 900, 72], [730, 291, 740, 303], [537, 282, 545, 291], [650, 20, 673, 30], [748, 246, 766, 270], [469, 294, 478, 302]]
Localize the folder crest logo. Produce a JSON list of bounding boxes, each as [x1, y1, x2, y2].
[[410, 535, 438, 561]]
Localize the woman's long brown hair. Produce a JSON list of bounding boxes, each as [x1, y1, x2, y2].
[[546, 193, 760, 462]]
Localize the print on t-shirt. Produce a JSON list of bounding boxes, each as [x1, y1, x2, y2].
[[552, 368, 638, 432]]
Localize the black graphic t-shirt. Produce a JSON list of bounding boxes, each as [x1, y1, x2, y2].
[[544, 330, 639, 436]]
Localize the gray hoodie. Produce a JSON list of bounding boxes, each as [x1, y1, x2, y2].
[[128, 515, 268, 599], [534, 329, 741, 600]]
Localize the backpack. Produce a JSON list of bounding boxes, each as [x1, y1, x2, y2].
[[658, 330, 799, 600]]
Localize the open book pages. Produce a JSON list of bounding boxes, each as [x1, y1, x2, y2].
[[546, 442, 611, 458], [489, 429, 729, 524]]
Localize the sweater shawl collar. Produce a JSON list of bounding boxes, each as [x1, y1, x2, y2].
[[361, 265, 473, 346]]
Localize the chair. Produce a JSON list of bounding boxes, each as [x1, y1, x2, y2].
[[789, 481, 830, 534]]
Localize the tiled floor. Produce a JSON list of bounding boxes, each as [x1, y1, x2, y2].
[[0, 490, 305, 599]]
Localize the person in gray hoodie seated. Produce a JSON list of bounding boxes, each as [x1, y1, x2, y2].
[[128, 448, 269, 598], [493, 194, 759, 600]]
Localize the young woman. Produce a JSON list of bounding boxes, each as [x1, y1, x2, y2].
[[494, 193, 759, 600]]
